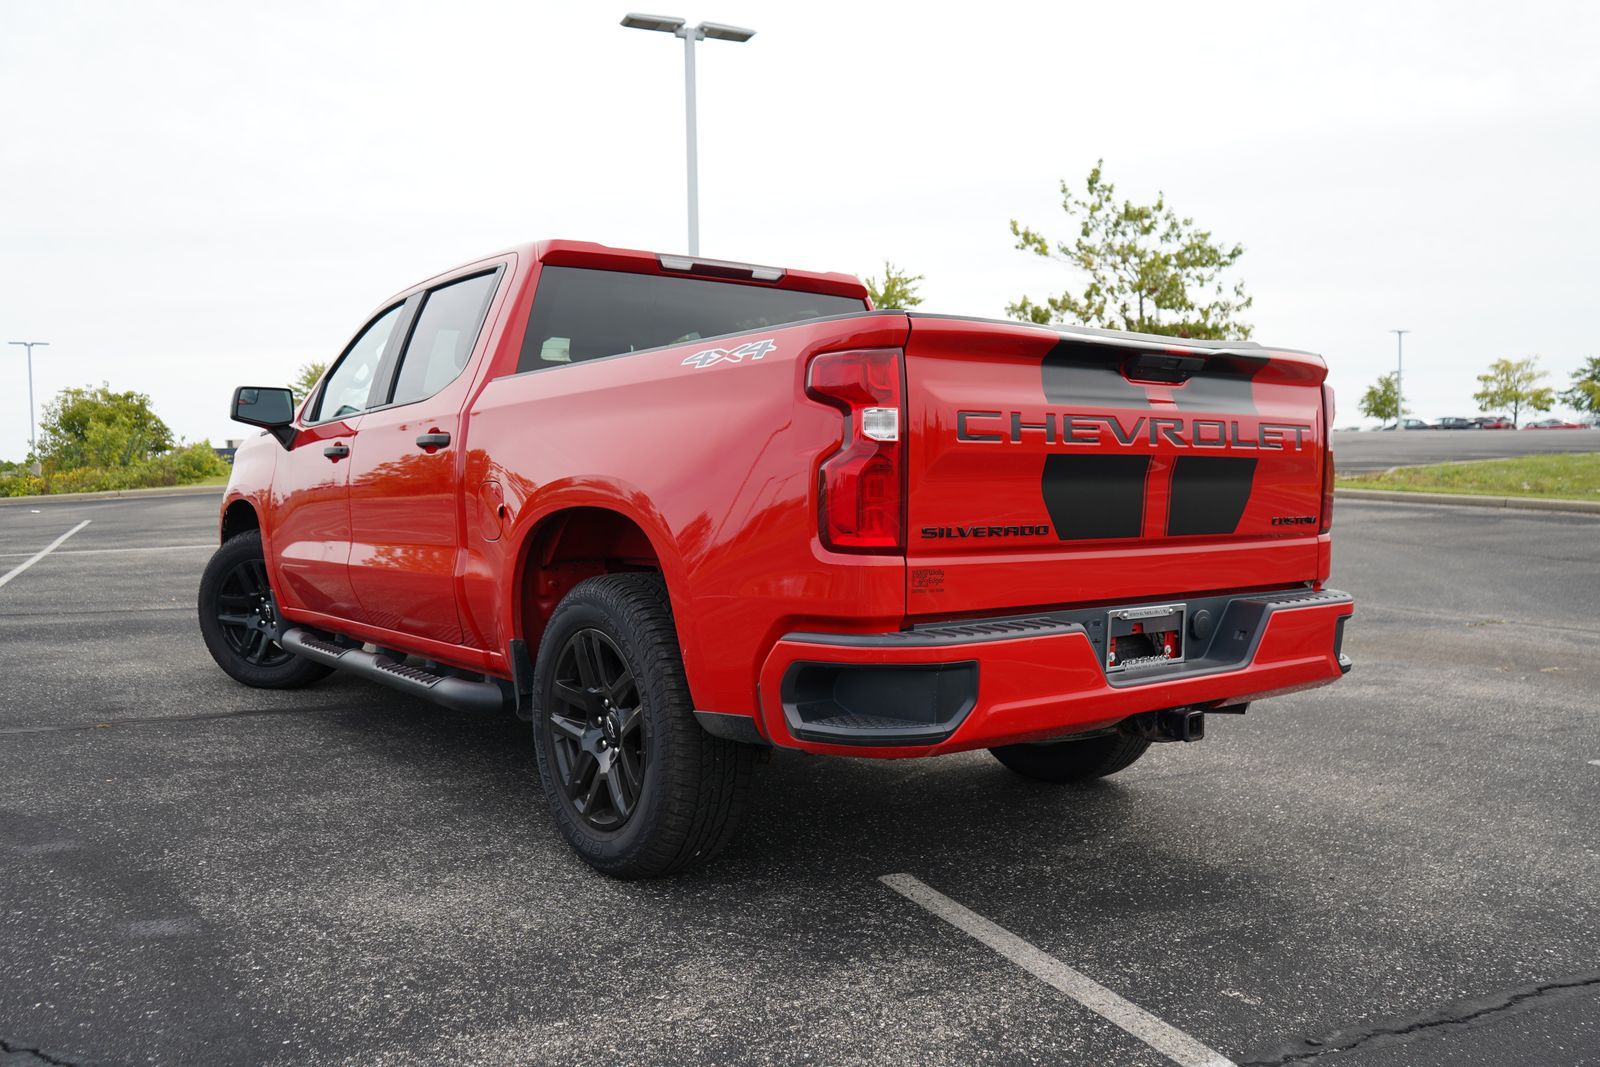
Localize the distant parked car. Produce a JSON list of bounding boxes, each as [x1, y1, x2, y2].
[[1378, 418, 1431, 431], [1522, 418, 1585, 430], [1431, 416, 1477, 430], [1473, 416, 1514, 430]]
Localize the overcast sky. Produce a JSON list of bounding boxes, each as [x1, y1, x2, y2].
[[2, 1, 1597, 457]]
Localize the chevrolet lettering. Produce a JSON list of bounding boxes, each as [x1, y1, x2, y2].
[[956, 410, 1313, 450]]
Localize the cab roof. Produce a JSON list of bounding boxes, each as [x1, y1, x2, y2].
[[519, 239, 870, 302]]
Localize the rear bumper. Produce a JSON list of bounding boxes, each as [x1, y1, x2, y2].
[[750, 588, 1353, 758]]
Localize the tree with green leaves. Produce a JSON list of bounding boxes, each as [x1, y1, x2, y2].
[[1473, 357, 1554, 427], [1559, 355, 1600, 419], [291, 360, 329, 403], [37, 384, 174, 470], [1358, 372, 1404, 424], [864, 261, 924, 310], [1007, 160, 1253, 339]]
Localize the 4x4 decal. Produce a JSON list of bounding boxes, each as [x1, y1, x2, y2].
[[681, 338, 776, 369]]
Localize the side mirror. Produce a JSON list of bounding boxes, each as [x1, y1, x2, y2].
[[231, 386, 297, 448]]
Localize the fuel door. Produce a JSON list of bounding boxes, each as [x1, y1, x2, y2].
[[477, 480, 505, 542]]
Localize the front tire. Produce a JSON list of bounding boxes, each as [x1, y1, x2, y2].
[[989, 732, 1150, 783], [531, 573, 754, 879], [197, 530, 332, 689]]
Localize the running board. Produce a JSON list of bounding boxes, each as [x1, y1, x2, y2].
[[279, 628, 508, 715]]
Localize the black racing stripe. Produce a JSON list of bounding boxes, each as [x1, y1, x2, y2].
[[1167, 355, 1267, 415], [1041, 454, 1150, 541], [1041, 341, 1152, 407], [1166, 455, 1257, 536]]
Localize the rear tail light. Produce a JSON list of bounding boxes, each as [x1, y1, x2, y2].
[[1320, 384, 1336, 533], [806, 348, 905, 552]]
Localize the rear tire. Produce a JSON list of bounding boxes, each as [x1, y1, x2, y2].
[[197, 530, 333, 689], [989, 732, 1150, 783], [531, 573, 755, 879]]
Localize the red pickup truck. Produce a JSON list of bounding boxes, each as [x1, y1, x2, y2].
[[201, 240, 1353, 878]]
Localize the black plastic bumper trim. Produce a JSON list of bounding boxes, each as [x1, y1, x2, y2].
[[779, 660, 979, 747], [693, 710, 772, 746], [787, 616, 1085, 648]]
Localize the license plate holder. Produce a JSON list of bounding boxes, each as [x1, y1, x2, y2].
[[1106, 603, 1186, 673]]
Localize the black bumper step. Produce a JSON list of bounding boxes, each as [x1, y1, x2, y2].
[[790, 616, 1084, 648]]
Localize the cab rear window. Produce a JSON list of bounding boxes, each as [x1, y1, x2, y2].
[[517, 266, 864, 373]]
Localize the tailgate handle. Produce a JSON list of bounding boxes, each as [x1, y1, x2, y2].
[[1125, 353, 1205, 384]]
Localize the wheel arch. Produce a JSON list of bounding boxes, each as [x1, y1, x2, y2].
[[513, 503, 681, 661], [220, 497, 260, 543]]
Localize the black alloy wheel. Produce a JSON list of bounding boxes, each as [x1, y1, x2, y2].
[[528, 572, 755, 878], [213, 556, 292, 668], [543, 627, 646, 832], [197, 529, 332, 689]]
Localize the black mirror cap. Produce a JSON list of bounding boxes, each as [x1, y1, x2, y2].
[[231, 386, 297, 448]]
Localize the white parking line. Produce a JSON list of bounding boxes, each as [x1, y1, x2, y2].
[[0, 543, 211, 560], [881, 873, 1236, 1067], [1589, 760, 1600, 767], [0, 520, 91, 589]]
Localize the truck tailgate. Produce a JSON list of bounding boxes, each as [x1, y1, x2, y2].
[[903, 316, 1329, 616]]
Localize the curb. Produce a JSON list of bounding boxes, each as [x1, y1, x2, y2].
[[0, 483, 226, 508], [1336, 487, 1600, 515]]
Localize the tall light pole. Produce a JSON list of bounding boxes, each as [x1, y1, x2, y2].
[[621, 13, 756, 256], [1389, 329, 1409, 430], [7, 340, 48, 456]]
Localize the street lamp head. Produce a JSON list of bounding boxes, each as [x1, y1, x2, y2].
[[619, 12, 756, 256], [698, 21, 755, 42], [621, 12, 687, 32]]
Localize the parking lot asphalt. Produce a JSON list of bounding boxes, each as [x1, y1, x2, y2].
[[1332, 427, 1599, 472], [3, 494, 1598, 1067]]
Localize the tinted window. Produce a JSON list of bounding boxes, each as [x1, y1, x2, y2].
[[517, 266, 865, 373], [389, 271, 500, 407], [313, 303, 403, 421]]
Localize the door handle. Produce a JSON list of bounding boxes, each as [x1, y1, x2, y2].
[[416, 432, 451, 451], [323, 443, 349, 460]]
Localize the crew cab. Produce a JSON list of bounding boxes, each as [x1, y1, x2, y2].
[[200, 240, 1353, 878]]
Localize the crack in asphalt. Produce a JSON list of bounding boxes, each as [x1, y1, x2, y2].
[[0, 703, 377, 735], [0, 1036, 82, 1067], [1239, 972, 1600, 1065]]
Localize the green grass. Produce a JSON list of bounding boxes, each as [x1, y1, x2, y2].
[[1337, 452, 1600, 501], [0, 468, 231, 498]]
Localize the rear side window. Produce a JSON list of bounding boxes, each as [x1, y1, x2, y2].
[[517, 266, 865, 373], [389, 271, 501, 407], [312, 303, 404, 422]]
